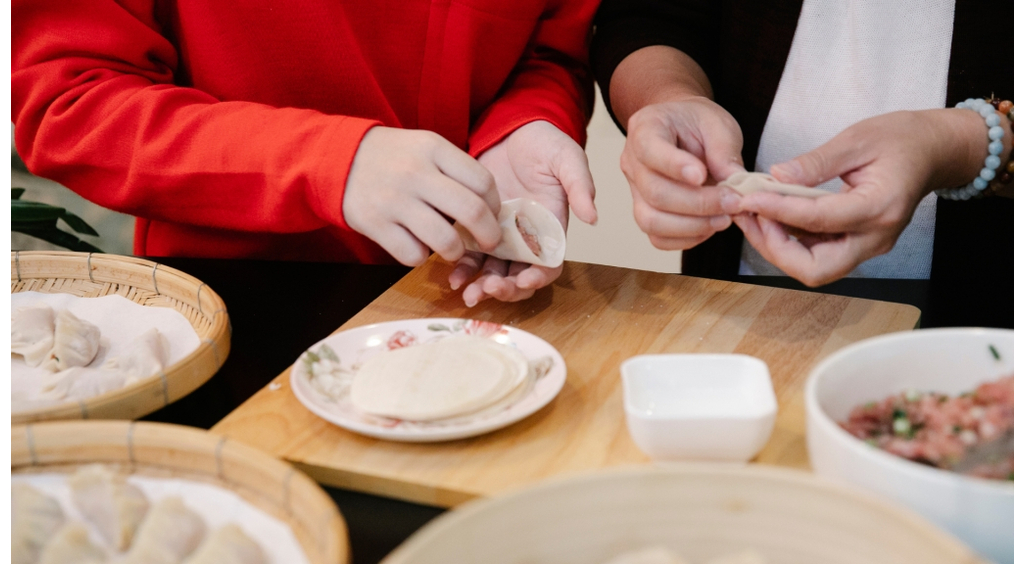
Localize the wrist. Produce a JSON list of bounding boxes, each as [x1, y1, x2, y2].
[[932, 99, 1014, 200], [609, 45, 713, 125]]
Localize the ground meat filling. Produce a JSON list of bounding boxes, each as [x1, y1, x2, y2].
[[515, 215, 542, 257], [840, 375, 1013, 480]]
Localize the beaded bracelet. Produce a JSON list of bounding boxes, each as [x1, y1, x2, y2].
[[936, 97, 1013, 200]]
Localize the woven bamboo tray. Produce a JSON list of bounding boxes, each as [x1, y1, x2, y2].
[[12, 420, 349, 564], [11, 251, 231, 424]]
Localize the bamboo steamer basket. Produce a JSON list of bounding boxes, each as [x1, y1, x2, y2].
[[12, 420, 350, 564], [11, 251, 231, 424], [383, 465, 988, 564]]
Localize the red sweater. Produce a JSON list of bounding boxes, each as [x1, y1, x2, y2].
[[12, 0, 597, 262]]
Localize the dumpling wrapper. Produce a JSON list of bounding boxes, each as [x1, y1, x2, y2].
[[719, 171, 828, 198], [70, 464, 150, 551], [41, 308, 102, 372], [38, 366, 128, 403], [103, 327, 169, 384], [11, 304, 56, 367], [455, 198, 566, 268], [183, 524, 267, 564], [122, 497, 206, 564], [12, 483, 66, 564], [350, 335, 529, 421], [39, 525, 107, 564]]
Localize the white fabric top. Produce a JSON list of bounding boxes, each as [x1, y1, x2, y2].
[[740, 0, 956, 278]]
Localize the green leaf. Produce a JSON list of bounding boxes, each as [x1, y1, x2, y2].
[[12, 200, 64, 222], [427, 324, 451, 332], [11, 188, 25, 200], [989, 344, 1001, 361], [14, 227, 103, 253], [317, 345, 339, 363], [58, 210, 100, 236]]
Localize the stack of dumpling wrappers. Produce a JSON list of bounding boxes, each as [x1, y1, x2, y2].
[[349, 335, 531, 422], [12, 465, 268, 564]]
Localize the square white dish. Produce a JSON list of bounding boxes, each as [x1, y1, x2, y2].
[[621, 354, 777, 461]]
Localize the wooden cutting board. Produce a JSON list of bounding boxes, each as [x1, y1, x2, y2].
[[211, 256, 920, 507]]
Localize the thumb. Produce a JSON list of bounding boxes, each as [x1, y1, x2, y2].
[[557, 146, 598, 225], [702, 124, 746, 183], [770, 135, 861, 186]]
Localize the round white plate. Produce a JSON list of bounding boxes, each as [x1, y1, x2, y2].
[[290, 318, 566, 442]]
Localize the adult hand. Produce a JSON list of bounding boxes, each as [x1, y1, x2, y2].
[[733, 109, 1003, 286], [622, 97, 746, 250], [449, 120, 597, 307], [344, 126, 502, 266]]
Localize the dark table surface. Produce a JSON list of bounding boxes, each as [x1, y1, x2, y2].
[[138, 257, 1007, 563]]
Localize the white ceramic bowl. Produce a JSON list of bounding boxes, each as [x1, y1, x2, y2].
[[382, 465, 986, 564], [805, 328, 1013, 564], [621, 354, 777, 462]]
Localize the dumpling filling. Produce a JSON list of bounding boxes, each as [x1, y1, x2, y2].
[[515, 214, 542, 257]]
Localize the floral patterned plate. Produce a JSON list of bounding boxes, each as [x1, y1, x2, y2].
[[289, 318, 567, 442]]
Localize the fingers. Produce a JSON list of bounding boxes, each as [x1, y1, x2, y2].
[[449, 252, 485, 291], [633, 195, 731, 246], [770, 129, 869, 187], [459, 257, 561, 308], [738, 189, 877, 234], [734, 213, 864, 287], [419, 174, 503, 252], [556, 145, 598, 226], [627, 125, 708, 186], [433, 136, 502, 215], [372, 223, 432, 267]]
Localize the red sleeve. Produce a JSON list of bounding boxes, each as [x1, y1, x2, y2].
[[466, 0, 598, 157], [11, 1, 378, 235]]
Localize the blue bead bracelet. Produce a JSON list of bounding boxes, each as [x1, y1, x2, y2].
[[937, 98, 1007, 200]]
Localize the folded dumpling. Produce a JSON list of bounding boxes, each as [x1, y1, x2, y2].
[[12, 483, 66, 564], [38, 367, 127, 403], [103, 328, 169, 384], [69, 464, 149, 551], [183, 524, 267, 564], [718, 171, 827, 198], [41, 309, 102, 372], [122, 497, 206, 564], [11, 304, 56, 367], [456, 198, 566, 268], [39, 524, 107, 564]]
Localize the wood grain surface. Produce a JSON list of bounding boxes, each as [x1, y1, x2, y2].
[[211, 256, 920, 507]]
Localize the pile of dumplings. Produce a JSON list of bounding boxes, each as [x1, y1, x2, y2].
[[12, 465, 267, 564], [11, 304, 169, 405]]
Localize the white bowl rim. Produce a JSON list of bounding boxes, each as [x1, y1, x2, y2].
[[620, 354, 777, 420], [381, 463, 977, 563], [804, 327, 1014, 494]]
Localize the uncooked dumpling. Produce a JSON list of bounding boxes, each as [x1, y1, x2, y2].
[[11, 304, 56, 367], [456, 198, 566, 268], [122, 497, 206, 564], [12, 483, 65, 564], [103, 328, 169, 384], [719, 171, 827, 198], [38, 367, 127, 403], [69, 464, 150, 551], [41, 309, 102, 372], [39, 524, 106, 564], [350, 335, 529, 421], [183, 524, 267, 564]]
